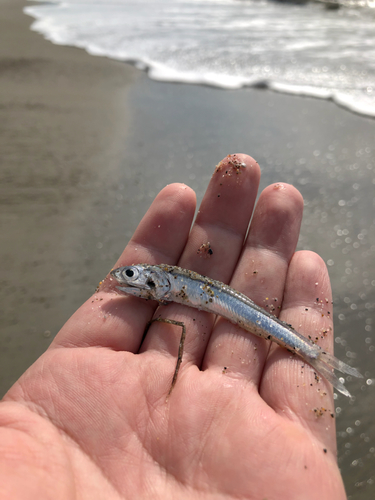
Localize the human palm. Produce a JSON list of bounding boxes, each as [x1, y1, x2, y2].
[[1, 154, 346, 499]]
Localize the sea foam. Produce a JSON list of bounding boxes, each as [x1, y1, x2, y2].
[[25, 0, 375, 117]]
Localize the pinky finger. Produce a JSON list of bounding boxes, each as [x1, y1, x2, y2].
[[260, 251, 338, 450]]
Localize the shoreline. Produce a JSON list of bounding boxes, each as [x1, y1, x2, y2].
[[23, 0, 375, 121]]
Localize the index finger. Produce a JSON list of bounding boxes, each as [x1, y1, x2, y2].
[[51, 183, 196, 351]]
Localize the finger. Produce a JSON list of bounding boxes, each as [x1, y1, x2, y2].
[[142, 155, 261, 380], [203, 183, 304, 389], [52, 183, 196, 351], [178, 154, 260, 282], [260, 251, 337, 452]]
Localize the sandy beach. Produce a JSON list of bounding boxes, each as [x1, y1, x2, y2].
[[1, 0, 140, 393], [1, 1, 375, 497]]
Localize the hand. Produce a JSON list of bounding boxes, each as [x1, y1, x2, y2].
[[1, 154, 346, 499]]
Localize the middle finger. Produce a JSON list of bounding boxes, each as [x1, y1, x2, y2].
[[141, 154, 261, 384]]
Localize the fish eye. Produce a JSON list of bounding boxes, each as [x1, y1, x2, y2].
[[124, 267, 138, 280]]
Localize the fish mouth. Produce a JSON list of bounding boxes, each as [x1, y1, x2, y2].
[[118, 283, 152, 290], [111, 274, 152, 292]]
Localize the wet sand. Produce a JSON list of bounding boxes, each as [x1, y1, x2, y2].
[[1, 1, 375, 498], [0, 0, 140, 393]]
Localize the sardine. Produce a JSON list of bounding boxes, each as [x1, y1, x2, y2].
[[110, 263, 362, 397]]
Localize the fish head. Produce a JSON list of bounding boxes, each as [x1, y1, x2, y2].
[[110, 264, 171, 302]]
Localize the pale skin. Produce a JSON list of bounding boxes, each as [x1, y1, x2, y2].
[[0, 154, 347, 499]]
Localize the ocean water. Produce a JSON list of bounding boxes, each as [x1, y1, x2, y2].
[[24, 0, 375, 117]]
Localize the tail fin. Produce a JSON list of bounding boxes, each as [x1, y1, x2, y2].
[[309, 350, 363, 398]]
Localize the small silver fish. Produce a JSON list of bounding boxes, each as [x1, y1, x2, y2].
[[110, 263, 362, 397]]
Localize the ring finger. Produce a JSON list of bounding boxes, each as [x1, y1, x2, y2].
[[203, 183, 304, 390]]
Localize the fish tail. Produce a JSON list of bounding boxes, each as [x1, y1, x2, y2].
[[308, 350, 363, 398]]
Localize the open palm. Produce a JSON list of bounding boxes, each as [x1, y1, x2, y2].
[[1, 154, 346, 499]]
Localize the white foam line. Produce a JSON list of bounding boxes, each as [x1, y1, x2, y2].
[[23, 2, 375, 119]]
